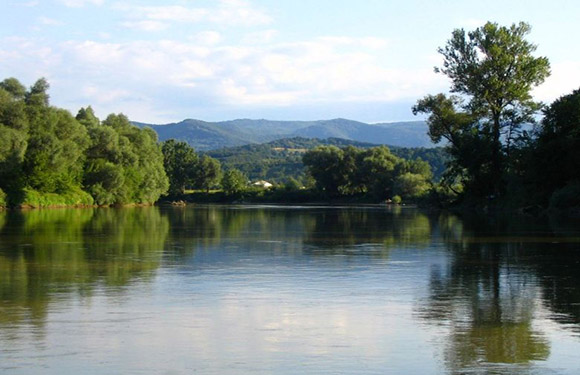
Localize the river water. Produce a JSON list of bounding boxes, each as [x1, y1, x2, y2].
[[1, 205, 579, 374]]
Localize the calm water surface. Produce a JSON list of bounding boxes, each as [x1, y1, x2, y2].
[[1, 205, 580, 374]]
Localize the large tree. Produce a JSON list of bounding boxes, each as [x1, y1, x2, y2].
[[195, 155, 222, 193], [413, 22, 550, 199], [161, 139, 198, 195]]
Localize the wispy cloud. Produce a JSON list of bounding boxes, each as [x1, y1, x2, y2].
[[0, 33, 447, 121], [192, 31, 223, 46], [117, 0, 272, 31], [38, 17, 63, 26], [122, 20, 168, 32], [57, 0, 104, 7]]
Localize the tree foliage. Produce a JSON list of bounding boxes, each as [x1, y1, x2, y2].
[[162, 139, 198, 195], [414, 22, 550, 200], [0, 77, 168, 207], [303, 145, 431, 201], [195, 155, 222, 193], [528, 88, 580, 206], [221, 169, 247, 197]]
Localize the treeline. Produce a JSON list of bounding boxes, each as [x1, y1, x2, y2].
[[303, 145, 432, 202], [0, 77, 168, 207], [206, 137, 448, 184]]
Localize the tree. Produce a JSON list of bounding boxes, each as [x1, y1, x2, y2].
[[529, 88, 580, 205], [357, 146, 401, 199], [161, 139, 198, 195], [76, 106, 100, 128], [302, 146, 348, 196], [195, 155, 222, 193], [414, 22, 550, 199], [393, 172, 430, 199], [221, 169, 247, 196], [83, 113, 168, 205]]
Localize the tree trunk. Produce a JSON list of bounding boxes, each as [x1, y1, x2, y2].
[[491, 114, 502, 197]]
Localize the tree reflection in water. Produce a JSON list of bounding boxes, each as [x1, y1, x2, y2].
[[415, 212, 580, 372], [1, 205, 579, 374], [0, 207, 169, 331]]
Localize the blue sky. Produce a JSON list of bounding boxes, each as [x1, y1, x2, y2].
[[1, 0, 579, 123]]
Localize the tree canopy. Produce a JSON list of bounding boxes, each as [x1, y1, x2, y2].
[[0, 77, 168, 207], [303, 145, 431, 201], [414, 22, 550, 200]]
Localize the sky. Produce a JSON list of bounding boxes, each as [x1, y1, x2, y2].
[[1, 0, 579, 124]]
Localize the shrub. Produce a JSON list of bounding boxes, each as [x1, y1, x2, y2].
[[21, 187, 94, 208]]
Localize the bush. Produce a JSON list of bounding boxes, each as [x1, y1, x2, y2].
[[21, 187, 94, 208], [392, 195, 402, 204], [393, 173, 430, 200], [549, 181, 580, 210]]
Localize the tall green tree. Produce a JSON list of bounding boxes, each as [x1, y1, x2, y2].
[[357, 146, 401, 199], [414, 22, 550, 199], [221, 169, 247, 197], [195, 155, 222, 193], [162, 139, 198, 195], [302, 146, 348, 196], [0, 79, 29, 197], [82, 112, 168, 205]]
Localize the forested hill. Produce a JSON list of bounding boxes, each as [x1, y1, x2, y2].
[[134, 118, 433, 151], [206, 137, 448, 183]]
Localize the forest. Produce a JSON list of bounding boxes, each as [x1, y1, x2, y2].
[[0, 21, 579, 211]]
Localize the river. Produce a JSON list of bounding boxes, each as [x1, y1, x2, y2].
[[1, 205, 579, 374]]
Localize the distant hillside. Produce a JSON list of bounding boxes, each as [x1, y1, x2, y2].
[[135, 118, 433, 151], [206, 137, 448, 183]]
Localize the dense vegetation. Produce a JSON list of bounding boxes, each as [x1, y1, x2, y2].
[[0, 78, 168, 207], [207, 137, 447, 184], [303, 145, 432, 201], [412, 21, 579, 211]]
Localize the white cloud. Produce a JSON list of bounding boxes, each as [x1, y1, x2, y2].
[[58, 0, 104, 7], [39, 17, 63, 26], [117, 0, 271, 29], [533, 61, 580, 103], [192, 31, 222, 46], [209, 0, 272, 26], [458, 18, 487, 30], [127, 5, 208, 23], [122, 20, 167, 32], [0, 34, 447, 121], [242, 30, 278, 45], [82, 85, 131, 103]]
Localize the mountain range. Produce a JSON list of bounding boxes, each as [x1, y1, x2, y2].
[[134, 118, 434, 151]]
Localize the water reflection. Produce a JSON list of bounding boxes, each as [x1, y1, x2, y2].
[[0, 206, 579, 374], [415, 213, 580, 373], [0, 207, 168, 330]]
